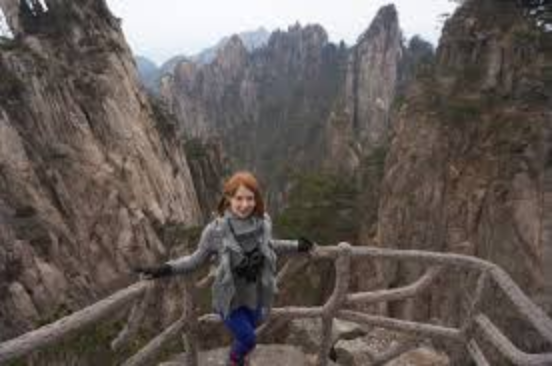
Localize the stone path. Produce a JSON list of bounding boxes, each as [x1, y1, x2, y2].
[[159, 344, 310, 366]]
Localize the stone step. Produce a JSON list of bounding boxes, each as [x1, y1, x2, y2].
[[157, 344, 335, 366]]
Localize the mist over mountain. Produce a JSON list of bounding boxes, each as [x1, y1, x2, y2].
[[191, 26, 270, 64], [134, 27, 270, 93]]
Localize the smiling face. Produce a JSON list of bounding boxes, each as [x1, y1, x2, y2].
[[229, 185, 256, 219]]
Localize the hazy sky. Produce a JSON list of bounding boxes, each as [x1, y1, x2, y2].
[[106, 0, 458, 65]]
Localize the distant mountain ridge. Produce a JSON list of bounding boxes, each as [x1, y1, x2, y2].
[[135, 55, 160, 92], [134, 27, 270, 93], [191, 26, 270, 64], [158, 7, 411, 212]]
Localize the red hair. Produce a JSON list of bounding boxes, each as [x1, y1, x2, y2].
[[216, 171, 266, 217]]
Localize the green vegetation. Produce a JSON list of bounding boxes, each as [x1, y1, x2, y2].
[[6, 318, 123, 366], [355, 146, 389, 238], [0, 36, 18, 51], [158, 222, 203, 250], [73, 75, 102, 100], [272, 171, 366, 306], [413, 56, 436, 81], [444, 99, 482, 124], [362, 146, 388, 182], [6, 308, 185, 366], [460, 64, 485, 85], [513, 27, 541, 45], [149, 95, 177, 139], [543, 66, 552, 83], [5, 358, 27, 366], [540, 32, 552, 55], [391, 92, 407, 112], [34, 303, 72, 327], [0, 63, 24, 101], [184, 138, 209, 159], [273, 172, 360, 246], [19, 1, 77, 38], [433, 95, 488, 128]]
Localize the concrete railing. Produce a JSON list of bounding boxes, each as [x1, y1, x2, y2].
[[1, 243, 552, 366]]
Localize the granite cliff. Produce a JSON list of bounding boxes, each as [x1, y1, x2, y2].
[[0, 0, 205, 340], [377, 0, 552, 356]]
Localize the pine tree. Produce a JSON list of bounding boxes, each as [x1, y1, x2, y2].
[[518, 0, 551, 29]]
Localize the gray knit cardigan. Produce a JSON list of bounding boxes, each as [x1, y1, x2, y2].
[[167, 213, 299, 318]]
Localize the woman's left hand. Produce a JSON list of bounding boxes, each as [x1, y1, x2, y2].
[[297, 236, 316, 252]]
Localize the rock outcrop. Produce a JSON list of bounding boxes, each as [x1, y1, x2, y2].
[[183, 136, 228, 220], [159, 6, 409, 212], [0, 0, 203, 340], [384, 347, 449, 366], [285, 318, 367, 354], [377, 0, 552, 355], [327, 4, 403, 169]]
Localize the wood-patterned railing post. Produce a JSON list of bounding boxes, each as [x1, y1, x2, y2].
[[318, 242, 351, 366], [111, 281, 157, 351], [451, 270, 488, 366], [460, 270, 488, 338], [182, 279, 198, 366]]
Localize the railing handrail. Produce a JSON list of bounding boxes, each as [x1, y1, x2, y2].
[[0, 281, 149, 363], [1, 244, 551, 366]]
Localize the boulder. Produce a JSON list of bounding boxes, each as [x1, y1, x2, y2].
[[384, 347, 449, 366], [285, 318, 367, 353]]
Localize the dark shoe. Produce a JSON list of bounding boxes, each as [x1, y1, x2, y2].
[[226, 351, 245, 366]]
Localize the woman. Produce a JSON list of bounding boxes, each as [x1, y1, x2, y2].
[[135, 171, 316, 366]]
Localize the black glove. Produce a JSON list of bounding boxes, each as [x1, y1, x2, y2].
[[133, 263, 173, 279], [298, 236, 315, 252]]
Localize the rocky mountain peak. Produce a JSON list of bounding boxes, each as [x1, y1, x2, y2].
[[268, 23, 329, 51], [357, 4, 399, 44], [342, 4, 403, 152], [213, 33, 248, 69], [436, 0, 549, 98]]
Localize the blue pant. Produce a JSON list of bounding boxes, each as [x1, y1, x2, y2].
[[222, 306, 262, 361]]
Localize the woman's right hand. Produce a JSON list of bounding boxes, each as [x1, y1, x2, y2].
[[297, 236, 316, 252], [133, 263, 173, 279]]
